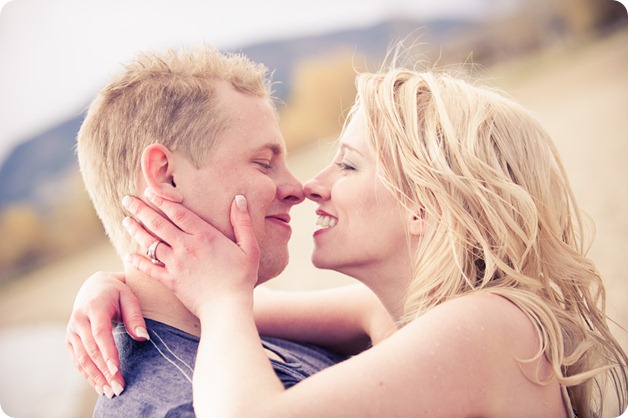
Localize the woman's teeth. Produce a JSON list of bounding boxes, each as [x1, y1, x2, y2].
[[316, 215, 337, 228]]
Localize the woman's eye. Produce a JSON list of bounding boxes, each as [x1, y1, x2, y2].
[[335, 162, 356, 172]]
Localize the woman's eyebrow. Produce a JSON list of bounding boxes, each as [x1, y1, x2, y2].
[[339, 143, 364, 156]]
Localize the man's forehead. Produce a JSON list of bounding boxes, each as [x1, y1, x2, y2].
[[210, 87, 287, 157], [206, 138, 286, 162]]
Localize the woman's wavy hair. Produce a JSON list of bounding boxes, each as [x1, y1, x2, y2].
[[351, 63, 627, 417]]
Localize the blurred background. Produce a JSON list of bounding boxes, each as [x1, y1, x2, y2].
[[0, 0, 627, 417]]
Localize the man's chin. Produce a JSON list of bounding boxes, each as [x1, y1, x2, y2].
[[257, 253, 289, 285]]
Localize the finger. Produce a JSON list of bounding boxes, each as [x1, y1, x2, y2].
[[66, 330, 111, 396], [82, 324, 125, 397], [232, 195, 260, 258], [67, 315, 110, 381], [125, 252, 170, 285], [90, 313, 126, 389], [81, 365, 102, 397], [119, 289, 150, 341], [88, 322, 124, 397], [122, 194, 183, 240], [143, 188, 216, 235], [122, 216, 173, 265], [66, 334, 103, 396]]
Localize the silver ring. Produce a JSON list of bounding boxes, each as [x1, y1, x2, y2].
[[146, 240, 163, 265]]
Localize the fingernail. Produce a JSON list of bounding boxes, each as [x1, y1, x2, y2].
[[143, 188, 154, 200], [124, 253, 133, 264], [103, 385, 114, 399], [122, 217, 131, 228], [95, 385, 104, 396], [122, 195, 131, 208], [144, 188, 163, 206], [111, 381, 124, 397], [107, 359, 119, 376], [135, 327, 150, 340], [235, 195, 247, 211]]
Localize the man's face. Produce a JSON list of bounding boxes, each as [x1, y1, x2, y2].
[[174, 83, 304, 283]]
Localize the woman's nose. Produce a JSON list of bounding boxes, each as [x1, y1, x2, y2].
[[303, 170, 330, 202]]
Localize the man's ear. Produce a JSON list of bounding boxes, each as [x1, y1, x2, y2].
[[140, 144, 183, 202]]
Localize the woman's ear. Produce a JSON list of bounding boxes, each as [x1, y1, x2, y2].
[[408, 207, 425, 237], [140, 144, 183, 203]]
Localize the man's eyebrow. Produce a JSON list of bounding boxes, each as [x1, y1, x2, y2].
[[258, 143, 282, 155]]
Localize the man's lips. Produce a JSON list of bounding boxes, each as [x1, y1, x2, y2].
[[266, 213, 291, 224]]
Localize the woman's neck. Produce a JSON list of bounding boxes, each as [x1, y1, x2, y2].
[[344, 264, 413, 323]]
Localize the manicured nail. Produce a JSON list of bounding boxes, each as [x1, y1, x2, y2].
[[123, 253, 133, 264], [122, 217, 131, 228], [144, 188, 163, 206], [235, 195, 247, 211], [135, 327, 150, 340], [103, 385, 114, 399], [111, 381, 124, 397], [107, 359, 119, 376], [95, 385, 104, 396], [143, 188, 154, 200], [122, 195, 132, 208]]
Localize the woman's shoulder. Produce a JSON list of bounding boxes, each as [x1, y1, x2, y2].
[[395, 291, 564, 416], [409, 291, 532, 333], [405, 291, 544, 361]]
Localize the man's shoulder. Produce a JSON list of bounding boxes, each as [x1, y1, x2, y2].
[[93, 395, 194, 417], [116, 318, 198, 379], [92, 319, 198, 417]]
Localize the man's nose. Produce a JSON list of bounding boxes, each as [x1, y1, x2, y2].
[[278, 171, 305, 205]]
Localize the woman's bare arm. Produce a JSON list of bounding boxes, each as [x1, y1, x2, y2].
[[65, 271, 148, 397], [126, 193, 561, 418], [254, 285, 396, 355]]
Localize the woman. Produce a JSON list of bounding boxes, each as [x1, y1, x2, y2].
[[68, 67, 627, 417]]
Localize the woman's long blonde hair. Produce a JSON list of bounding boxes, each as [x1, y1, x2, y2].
[[353, 67, 627, 417]]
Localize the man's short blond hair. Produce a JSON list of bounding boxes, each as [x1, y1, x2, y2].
[[77, 45, 272, 256]]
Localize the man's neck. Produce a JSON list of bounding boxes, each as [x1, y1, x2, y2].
[[125, 267, 201, 337]]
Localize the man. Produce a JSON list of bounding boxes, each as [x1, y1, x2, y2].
[[71, 46, 346, 416]]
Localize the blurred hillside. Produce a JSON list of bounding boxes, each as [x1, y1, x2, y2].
[[1, 24, 627, 417], [0, 0, 625, 283], [0, 16, 472, 282]]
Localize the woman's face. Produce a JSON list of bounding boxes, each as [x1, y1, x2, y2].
[[303, 110, 413, 281]]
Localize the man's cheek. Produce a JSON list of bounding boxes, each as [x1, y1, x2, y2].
[[254, 211, 266, 239]]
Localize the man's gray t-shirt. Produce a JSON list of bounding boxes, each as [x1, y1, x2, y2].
[[92, 318, 347, 417]]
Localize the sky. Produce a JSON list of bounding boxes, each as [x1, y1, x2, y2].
[[0, 0, 532, 165], [0, 0, 626, 165]]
